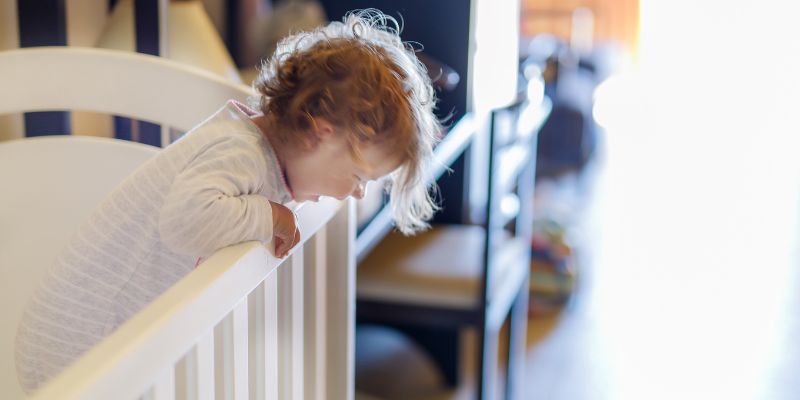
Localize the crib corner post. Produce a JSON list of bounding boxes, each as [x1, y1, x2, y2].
[[324, 199, 356, 400]]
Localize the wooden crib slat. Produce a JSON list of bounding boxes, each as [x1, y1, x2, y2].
[[278, 251, 305, 400], [152, 368, 176, 400], [216, 300, 249, 400], [214, 318, 227, 399], [232, 300, 249, 400], [264, 271, 279, 399], [196, 332, 216, 400], [175, 355, 189, 400], [177, 333, 214, 400], [303, 231, 327, 400], [291, 252, 305, 400], [278, 258, 290, 400], [247, 282, 264, 400], [325, 200, 355, 399], [140, 367, 174, 400]]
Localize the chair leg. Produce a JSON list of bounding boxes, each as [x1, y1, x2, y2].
[[505, 277, 530, 400], [393, 324, 461, 387]]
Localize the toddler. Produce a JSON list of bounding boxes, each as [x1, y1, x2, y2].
[[15, 9, 440, 392]]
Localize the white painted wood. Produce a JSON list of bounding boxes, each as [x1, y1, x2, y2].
[[26, 196, 345, 400], [303, 231, 328, 400], [161, 125, 172, 147], [278, 265, 290, 400], [0, 136, 158, 400], [264, 272, 280, 400], [277, 252, 304, 400], [247, 282, 265, 400], [175, 355, 190, 400], [291, 252, 305, 400], [152, 368, 176, 400], [232, 301, 249, 400], [325, 200, 356, 400], [158, 0, 170, 57], [248, 277, 281, 400], [0, 47, 252, 132], [215, 317, 228, 400], [30, 242, 272, 399], [216, 302, 247, 400], [172, 334, 216, 400], [196, 332, 215, 400]]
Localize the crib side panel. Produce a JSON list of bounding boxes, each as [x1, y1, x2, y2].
[[30, 199, 350, 400]]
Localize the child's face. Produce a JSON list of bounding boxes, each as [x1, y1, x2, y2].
[[283, 128, 400, 203]]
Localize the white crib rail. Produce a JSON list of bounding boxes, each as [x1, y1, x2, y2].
[[31, 198, 355, 400]]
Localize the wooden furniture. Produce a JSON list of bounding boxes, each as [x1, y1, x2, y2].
[[357, 98, 551, 399], [0, 46, 355, 400]]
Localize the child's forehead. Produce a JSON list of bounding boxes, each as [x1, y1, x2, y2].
[[356, 143, 403, 179]]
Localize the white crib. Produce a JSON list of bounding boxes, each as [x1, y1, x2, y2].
[[0, 47, 354, 399]]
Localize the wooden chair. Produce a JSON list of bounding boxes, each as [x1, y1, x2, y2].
[[357, 99, 551, 399], [0, 46, 252, 399]]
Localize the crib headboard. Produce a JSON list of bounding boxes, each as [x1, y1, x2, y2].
[[0, 46, 253, 133], [0, 46, 258, 399]]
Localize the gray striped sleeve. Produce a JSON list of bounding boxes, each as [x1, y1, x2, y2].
[[158, 135, 274, 256]]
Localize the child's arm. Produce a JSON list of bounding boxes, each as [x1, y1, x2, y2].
[[158, 136, 294, 257]]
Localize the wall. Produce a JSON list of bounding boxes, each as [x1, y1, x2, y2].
[[521, 0, 639, 55]]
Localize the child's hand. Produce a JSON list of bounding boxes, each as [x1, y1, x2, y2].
[[269, 201, 301, 258]]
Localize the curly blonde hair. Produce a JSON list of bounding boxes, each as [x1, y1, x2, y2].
[[251, 9, 442, 234]]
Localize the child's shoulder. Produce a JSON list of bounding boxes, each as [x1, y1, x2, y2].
[[206, 100, 261, 133], [179, 101, 263, 142], [161, 101, 269, 165]]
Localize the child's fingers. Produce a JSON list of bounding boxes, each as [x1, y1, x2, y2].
[[275, 226, 299, 257], [290, 227, 301, 250], [269, 201, 300, 257], [276, 228, 300, 258], [274, 237, 285, 256]]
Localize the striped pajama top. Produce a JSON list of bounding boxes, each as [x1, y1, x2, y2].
[[15, 100, 292, 393]]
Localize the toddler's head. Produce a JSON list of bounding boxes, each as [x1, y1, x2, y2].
[[252, 9, 442, 234]]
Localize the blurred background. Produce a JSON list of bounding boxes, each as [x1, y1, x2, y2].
[[524, 0, 800, 399], [2, 0, 799, 399]]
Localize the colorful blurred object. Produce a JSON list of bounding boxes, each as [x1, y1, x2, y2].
[[529, 217, 577, 317]]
